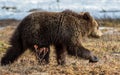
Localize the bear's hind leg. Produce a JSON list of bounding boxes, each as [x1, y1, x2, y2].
[[1, 46, 26, 65]]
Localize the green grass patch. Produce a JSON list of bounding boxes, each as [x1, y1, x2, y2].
[[0, 41, 9, 52]]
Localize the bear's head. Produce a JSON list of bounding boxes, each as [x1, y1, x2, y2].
[[81, 12, 102, 38]]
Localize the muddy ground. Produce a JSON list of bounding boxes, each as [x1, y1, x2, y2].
[[0, 19, 119, 75]]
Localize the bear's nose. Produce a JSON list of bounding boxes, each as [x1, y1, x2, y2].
[[97, 30, 103, 37]]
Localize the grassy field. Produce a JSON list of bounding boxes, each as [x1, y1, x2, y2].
[[0, 19, 119, 75]]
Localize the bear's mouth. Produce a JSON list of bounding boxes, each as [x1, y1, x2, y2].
[[88, 34, 101, 38], [88, 32, 102, 38]]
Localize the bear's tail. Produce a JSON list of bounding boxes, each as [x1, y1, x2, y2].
[[1, 26, 25, 66]]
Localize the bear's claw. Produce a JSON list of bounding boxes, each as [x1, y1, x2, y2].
[[89, 56, 99, 63]]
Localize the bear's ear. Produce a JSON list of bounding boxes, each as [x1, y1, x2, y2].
[[83, 12, 92, 21]]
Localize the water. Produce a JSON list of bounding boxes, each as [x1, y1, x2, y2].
[[0, 0, 120, 20]]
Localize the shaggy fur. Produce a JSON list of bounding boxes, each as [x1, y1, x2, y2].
[[1, 10, 101, 65]]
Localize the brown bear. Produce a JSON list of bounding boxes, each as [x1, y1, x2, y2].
[[1, 10, 102, 65]]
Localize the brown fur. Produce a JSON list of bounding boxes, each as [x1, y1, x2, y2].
[[1, 10, 102, 65]]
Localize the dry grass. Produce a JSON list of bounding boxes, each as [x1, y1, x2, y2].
[[0, 19, 119, 75], [97, 18, 120, 27]]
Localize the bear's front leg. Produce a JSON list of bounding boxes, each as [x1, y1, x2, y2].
[[55, 44, 66, 65], [67, 44, 99, 63], [78, 46, 99, 63]]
